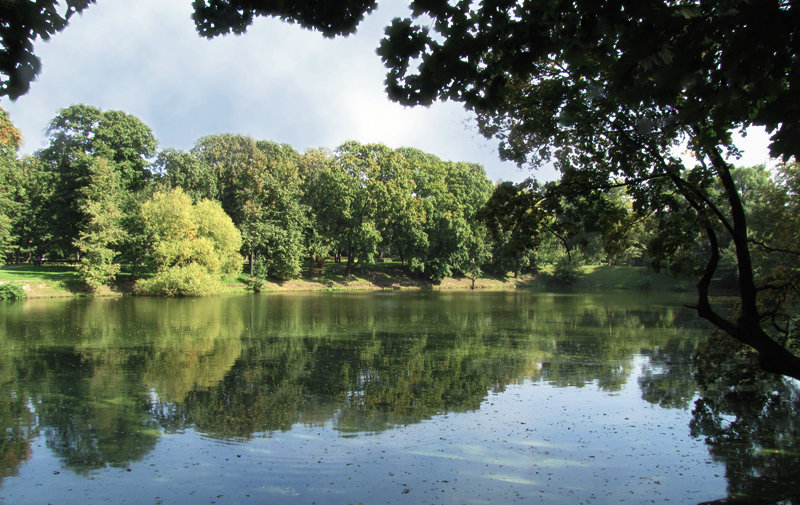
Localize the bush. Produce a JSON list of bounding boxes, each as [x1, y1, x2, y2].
[[76, 245, 120, 292], [244, 275, 265, 293], [550, 255, 581, 285], [135, 189, 243, 297], [134, 264, 219, 297], [0, 282, 27, 301]]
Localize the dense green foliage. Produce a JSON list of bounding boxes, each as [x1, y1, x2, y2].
[[134, 188, 242, 296], [0, 107, 22, 262], [4, 104, 544, 294], [74, 158, 124, 292], [0, 104, 517, 293], [2, 103, 797, 312], [0, 281, 25, 300]]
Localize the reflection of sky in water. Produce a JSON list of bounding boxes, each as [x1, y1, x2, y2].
[[1, 360, 724, 504]]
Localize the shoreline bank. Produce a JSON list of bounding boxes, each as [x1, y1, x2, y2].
[[1, 263, 690, 299]]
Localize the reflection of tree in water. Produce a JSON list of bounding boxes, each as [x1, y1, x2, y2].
[[0, 296, 245, 473], [633, 324, 800, 504], [158, 293, 703, 438], [132, 297, 244, 402], [691, 374, 800, 504], [8, 290, 798, 502], [638, 337, 700, 409], [0, 291, 712, 471], [540, 305, 702, 392], [0, 366, 37, 484], [157, 330, 545, 438], [30, 348, 160, 473]]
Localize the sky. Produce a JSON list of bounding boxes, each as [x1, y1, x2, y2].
[[0, 0, 777, 183]]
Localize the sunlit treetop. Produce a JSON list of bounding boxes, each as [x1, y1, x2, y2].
[[0, 107, 22, 157]]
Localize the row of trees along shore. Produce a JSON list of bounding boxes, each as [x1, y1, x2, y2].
[[1, 105, 798, 299], [0, 104, 499, 293]]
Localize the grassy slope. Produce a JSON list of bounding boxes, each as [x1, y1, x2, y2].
[[1, 261, 690, 298]]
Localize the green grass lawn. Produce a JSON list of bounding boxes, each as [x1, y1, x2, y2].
[[0, 264, 82, 297], [0, 264, 79, 282], [578, 265, 690, 291]]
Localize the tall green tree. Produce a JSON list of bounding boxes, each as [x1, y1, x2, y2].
[[480, 181, 546, 277], [190, 135, 305, 279], [337, 142, 419, 266], [74, 158, 124, 292], [0, 107, 22, 262], [305, 141, 383, 278], [397, 148, 492, 281], [38, 105, 157, 259], [9, 156, 55, 263], [298, 149, 334, 274]]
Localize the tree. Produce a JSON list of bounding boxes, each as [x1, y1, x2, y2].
[[190, 135, 305, 279], [190, 0, 800, 379], [480, 181, 545, 277], [74, 158, 124, 292], [298, 149, 334, 275], [338, 142, 418, 267], [391, 148, 493, 281], [37, 105, 157, 259], [0, 106, 22, 262], [41, 104, 157, 191], [136, 188, 242, 296], [8, 156, 55, 263], [152, 148, 218, 203], [304, 141, 383, 278]]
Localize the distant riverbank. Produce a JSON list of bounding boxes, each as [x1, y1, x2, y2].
[[0, 262, 690, 299]]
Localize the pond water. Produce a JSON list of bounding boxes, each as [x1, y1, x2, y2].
[[0, 290, 797, 504]]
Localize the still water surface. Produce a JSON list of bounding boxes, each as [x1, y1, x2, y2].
[[0, 290, 795, 504]]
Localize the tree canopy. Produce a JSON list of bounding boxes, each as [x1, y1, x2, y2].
[[135, 187, 243, 296]]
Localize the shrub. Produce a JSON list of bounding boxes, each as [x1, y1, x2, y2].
[[76, 244, 120, 292], [136, 188, 243, 297], [0, 282, 27, 301], [551, 255, 581, 285], [244, 276, 265, 293], [134, 264, 219, 297]]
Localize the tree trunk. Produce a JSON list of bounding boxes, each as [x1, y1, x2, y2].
[[345, 250, 354, 278], [684, 148, 800, 380]]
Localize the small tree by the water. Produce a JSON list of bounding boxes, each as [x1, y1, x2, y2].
[[135, 188, 242, 296]]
